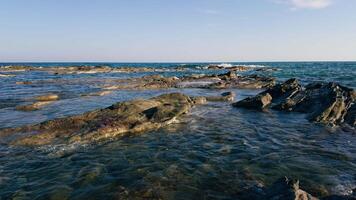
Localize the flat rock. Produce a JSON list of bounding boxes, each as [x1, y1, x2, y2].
[[1, 93, 197, 146]]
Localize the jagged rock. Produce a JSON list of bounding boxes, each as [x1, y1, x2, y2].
[[262, 78, 302, 103], [1, 93, 197, 146], [232, 93, 272, 109], [233, 79, 355, 126]]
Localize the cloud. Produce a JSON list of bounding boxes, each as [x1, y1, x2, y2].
[[291, 0, 332, 9], [274, 0, 332, 9], [198, 9, 220, 15]]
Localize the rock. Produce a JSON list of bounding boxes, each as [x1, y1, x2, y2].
[[218, 71, 238, 80], [233, 93, 272, 109], [206, 92, 236, 102], [262, 78, 302, 103], [0, 73, 15, 77], [35, 94, 59, 101], [2, 93, 198, 146], [191, 96, 207, 105], [82, 91, 112, 97], [264, 177, 318, 200], [345, 104, 356, 127], [16, 81, 33, 85], [233, 79, 355, 126], [16, 101, 54, 111]]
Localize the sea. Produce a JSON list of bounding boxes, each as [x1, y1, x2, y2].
[[0, 62, 355, 199]]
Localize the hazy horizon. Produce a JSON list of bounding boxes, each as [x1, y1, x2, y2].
[[1, 0, 355, 62]]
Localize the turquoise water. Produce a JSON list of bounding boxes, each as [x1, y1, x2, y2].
[[0, 62, 355, 199]]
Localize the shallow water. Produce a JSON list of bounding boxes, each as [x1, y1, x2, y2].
[[0, 62, 355, 199]]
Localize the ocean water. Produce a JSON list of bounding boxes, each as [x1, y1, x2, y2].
[[0, 62, 355, 199]]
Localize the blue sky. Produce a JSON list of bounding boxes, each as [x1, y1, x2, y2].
[[0, 0, 355, 62]]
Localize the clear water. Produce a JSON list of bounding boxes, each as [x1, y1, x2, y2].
[[0, 62, 355, 199]]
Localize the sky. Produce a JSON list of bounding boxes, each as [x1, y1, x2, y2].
[[0, 0, 355, 62]]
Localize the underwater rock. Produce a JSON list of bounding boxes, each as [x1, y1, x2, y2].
[[233, 79, 355, 126], [232, 93, 272, 109], [1, 93, 197, 146]]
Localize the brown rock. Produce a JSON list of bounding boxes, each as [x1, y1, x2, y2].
[[2, 93, 197, 146], [233, 93, 272, 109]]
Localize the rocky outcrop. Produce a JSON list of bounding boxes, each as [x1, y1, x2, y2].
[[233, 79, 355, 126], [1, 93, 198, 146]]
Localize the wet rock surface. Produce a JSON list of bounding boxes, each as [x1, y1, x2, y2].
[[233, 79, 355, 126], [239, 177, 355, 200], [1, 93, 198, 146]]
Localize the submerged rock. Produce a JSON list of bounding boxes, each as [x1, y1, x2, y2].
[[233, 79, 355, 126], [1, 93, 198, 146]]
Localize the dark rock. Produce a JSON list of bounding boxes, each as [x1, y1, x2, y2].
[[345, 104, 356, 127], [232, 93, 272, 109], [233, 79, 355, 126], [262, 78, 302, 103]]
